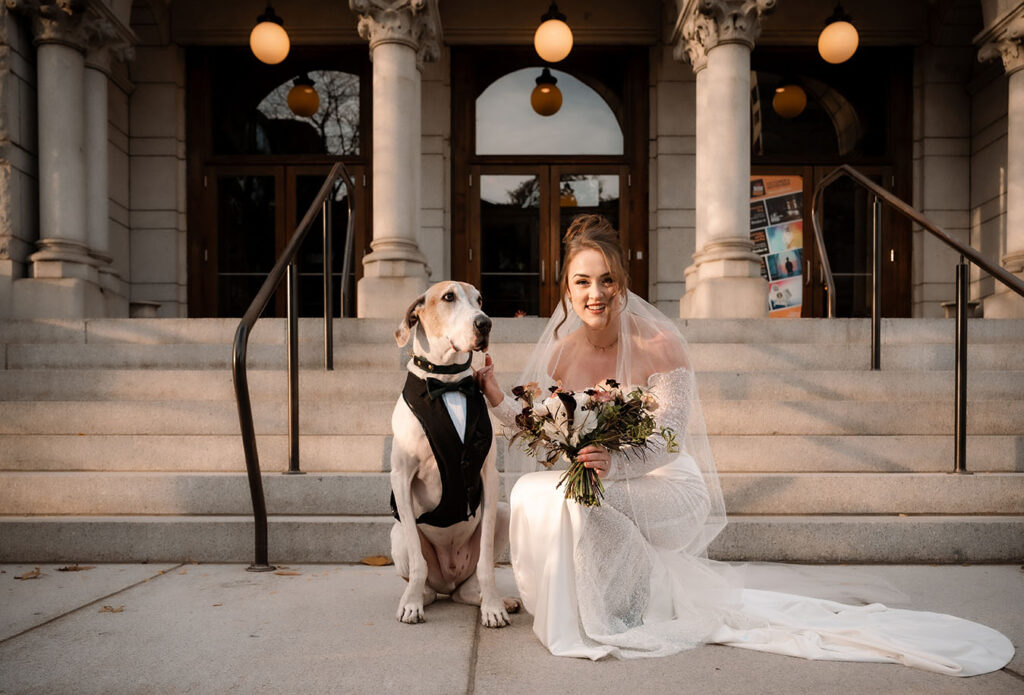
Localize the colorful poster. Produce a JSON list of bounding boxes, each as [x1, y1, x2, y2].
[[750, 176, 804, 317]]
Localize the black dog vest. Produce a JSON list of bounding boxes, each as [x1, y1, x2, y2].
[[390, 371, 493, 528]]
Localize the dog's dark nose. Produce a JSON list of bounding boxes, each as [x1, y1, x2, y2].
[[474, 316, 492, 335]]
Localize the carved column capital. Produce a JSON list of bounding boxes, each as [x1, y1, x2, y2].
[[672, 0, 776, 72], [349, 0, 441, 69], [6, 0, 134, 63], [976, 7, 1024, 75]]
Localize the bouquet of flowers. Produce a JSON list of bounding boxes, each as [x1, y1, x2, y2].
[[508, 379, 679, 507]]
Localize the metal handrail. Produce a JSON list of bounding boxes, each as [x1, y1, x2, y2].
[[810, 164, 1024, 472], [231, 162, 356, 571]]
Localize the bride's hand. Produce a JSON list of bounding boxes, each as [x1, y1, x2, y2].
[[473, 354, 503, 406], [577, 444, 611, 479]]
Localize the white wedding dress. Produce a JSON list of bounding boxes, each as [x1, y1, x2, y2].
[[494, 367, 1014, 675]]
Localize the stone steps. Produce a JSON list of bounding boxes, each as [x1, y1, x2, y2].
[[1, 316, 1021, 564], [3, 368, 1024, 401], [2, 471, 1021, 516], [2, 399, 1021, 436], [6, 341, 1024, 371], [0, 514, 1019, 564], [4, 317, 1022, 345], [1, 433, 1020, 473]]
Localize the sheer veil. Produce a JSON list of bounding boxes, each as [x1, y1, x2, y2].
[[501, 289, 727, 558]]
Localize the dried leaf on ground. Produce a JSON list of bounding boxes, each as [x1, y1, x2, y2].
[[16, 568, 41, 580], [360, 555, 392, 567], [57, 564, 95, 572], [212, 603, 223, 607], [99, 605, 124, 613], [274, 571, 302, 576]]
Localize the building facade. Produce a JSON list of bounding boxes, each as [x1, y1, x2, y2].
[[1, 0, 1022, 320]]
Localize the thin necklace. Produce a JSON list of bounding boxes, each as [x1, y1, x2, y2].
[[585, 333, 618, 351]]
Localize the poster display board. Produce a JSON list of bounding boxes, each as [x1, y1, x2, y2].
[[750, 175, 804, 318]]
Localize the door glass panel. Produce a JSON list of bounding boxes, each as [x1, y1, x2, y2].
[[479, 174, 541, 317], [557, 174, 619, 267], [294, 175, 352, 317], [216, 175, 277, 317], [822, 176, 874, 317], [476, 69, 623, 155]]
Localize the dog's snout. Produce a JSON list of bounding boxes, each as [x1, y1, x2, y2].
[[474, 316, 492, 335]]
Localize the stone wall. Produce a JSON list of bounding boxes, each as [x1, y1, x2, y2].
[[647, 43, 696, 318], [419, 48, 450, 282], [0, 8, 37, 317], [911, 5, 977, 318], [127, 2, 186, 317], [968, 64, 1009, 307]]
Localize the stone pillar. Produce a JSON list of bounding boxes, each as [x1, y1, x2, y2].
[[675, 0, 774, 318], [7, 0, 132, 317], [84, 33, 130, 317], [350, 0, 440, 317], [978, 10, 1024, 317]]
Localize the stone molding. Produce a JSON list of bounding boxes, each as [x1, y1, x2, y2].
[[671, 0, 776, 72], [975, 4, 1024, 75], [6, 0, 134, 65], [349, 0, 441, 69]]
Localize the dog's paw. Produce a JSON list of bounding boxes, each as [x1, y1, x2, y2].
[[480, 598, 511, 628], [397, 588, 426, 624], [503, 597, 523, 614]]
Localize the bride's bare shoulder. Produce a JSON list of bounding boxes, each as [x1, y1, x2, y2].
[[546, 331, 581, 383]]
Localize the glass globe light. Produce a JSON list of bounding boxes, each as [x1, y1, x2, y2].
[[772, 84, 807, 119], [533, 3, 573, 63], [287, 74, 320, 117], [250, 5, 290, 65], [818, 5, 859, 64], [531, 68, 562, 117]]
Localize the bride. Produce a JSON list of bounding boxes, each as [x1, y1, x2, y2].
[[473, 214, 1013, 675]]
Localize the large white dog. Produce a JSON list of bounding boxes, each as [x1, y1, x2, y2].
[[389, 281, 519, 626]]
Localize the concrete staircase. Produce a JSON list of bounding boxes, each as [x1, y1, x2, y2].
[[1, 317, 1022, 564]]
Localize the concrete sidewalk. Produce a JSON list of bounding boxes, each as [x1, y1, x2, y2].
[[0, 563, 1021, 695]]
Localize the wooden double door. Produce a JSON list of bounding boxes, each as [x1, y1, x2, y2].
[[460, 164, 631, 317], [194, 163, 368, 317]]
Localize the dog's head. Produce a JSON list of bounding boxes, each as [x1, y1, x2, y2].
[[395, 282, 492, 354]]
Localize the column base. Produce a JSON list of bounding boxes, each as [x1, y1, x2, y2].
[[356, 275, 429, 318], [983, 284, 1024, 318], [687, 275, 768, 318], [99, 267, 130, 318], [11, 276, 107, 318]]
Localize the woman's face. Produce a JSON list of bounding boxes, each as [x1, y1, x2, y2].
[[566, 248, 617, 329]]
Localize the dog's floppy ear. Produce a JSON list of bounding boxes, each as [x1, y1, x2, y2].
[[395, 293, 426, 346]]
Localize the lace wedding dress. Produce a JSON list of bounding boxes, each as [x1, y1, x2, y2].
[[492, 366, 1014, 675]]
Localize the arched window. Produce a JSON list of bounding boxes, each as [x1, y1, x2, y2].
[[476, 68, 623, 155]]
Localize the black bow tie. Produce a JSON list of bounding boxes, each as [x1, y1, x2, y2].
[[426, 375, 479, 400]]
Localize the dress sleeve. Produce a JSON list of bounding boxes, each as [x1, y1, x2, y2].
[[488, 393, 521, 429], [604, 367, 694, 481]]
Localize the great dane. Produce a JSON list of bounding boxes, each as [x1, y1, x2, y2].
[[389, 281, 519, 626]]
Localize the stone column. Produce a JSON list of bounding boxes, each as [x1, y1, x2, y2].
[[350, 0, 439, 318], [84, 30, 131, 317], [7, 1, 100, 316], [675, 0, 774, 318], [978, 10, 1024, 317]]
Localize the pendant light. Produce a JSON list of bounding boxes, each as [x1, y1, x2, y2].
[[772, 81, 807, 119], [818, 3, 859, 64], [533, 3, 573, 63], [250, 5, 290, 65], [531, 68, 562, 117], [287, 74, 320, 117]]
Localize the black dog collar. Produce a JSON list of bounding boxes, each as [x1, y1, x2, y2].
[[412, 354, 472, 375]]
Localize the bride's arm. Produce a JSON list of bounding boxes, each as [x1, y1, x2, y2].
[[489, 393, 520, 428], [604, 367, 694, 481]]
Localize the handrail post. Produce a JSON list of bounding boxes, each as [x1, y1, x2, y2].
[[954, 256, 969, 473], [339, 177, 355, 320], [323, 196, 334, 371], [871, 195, 882, 370], [286, 260, 302, 474]]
